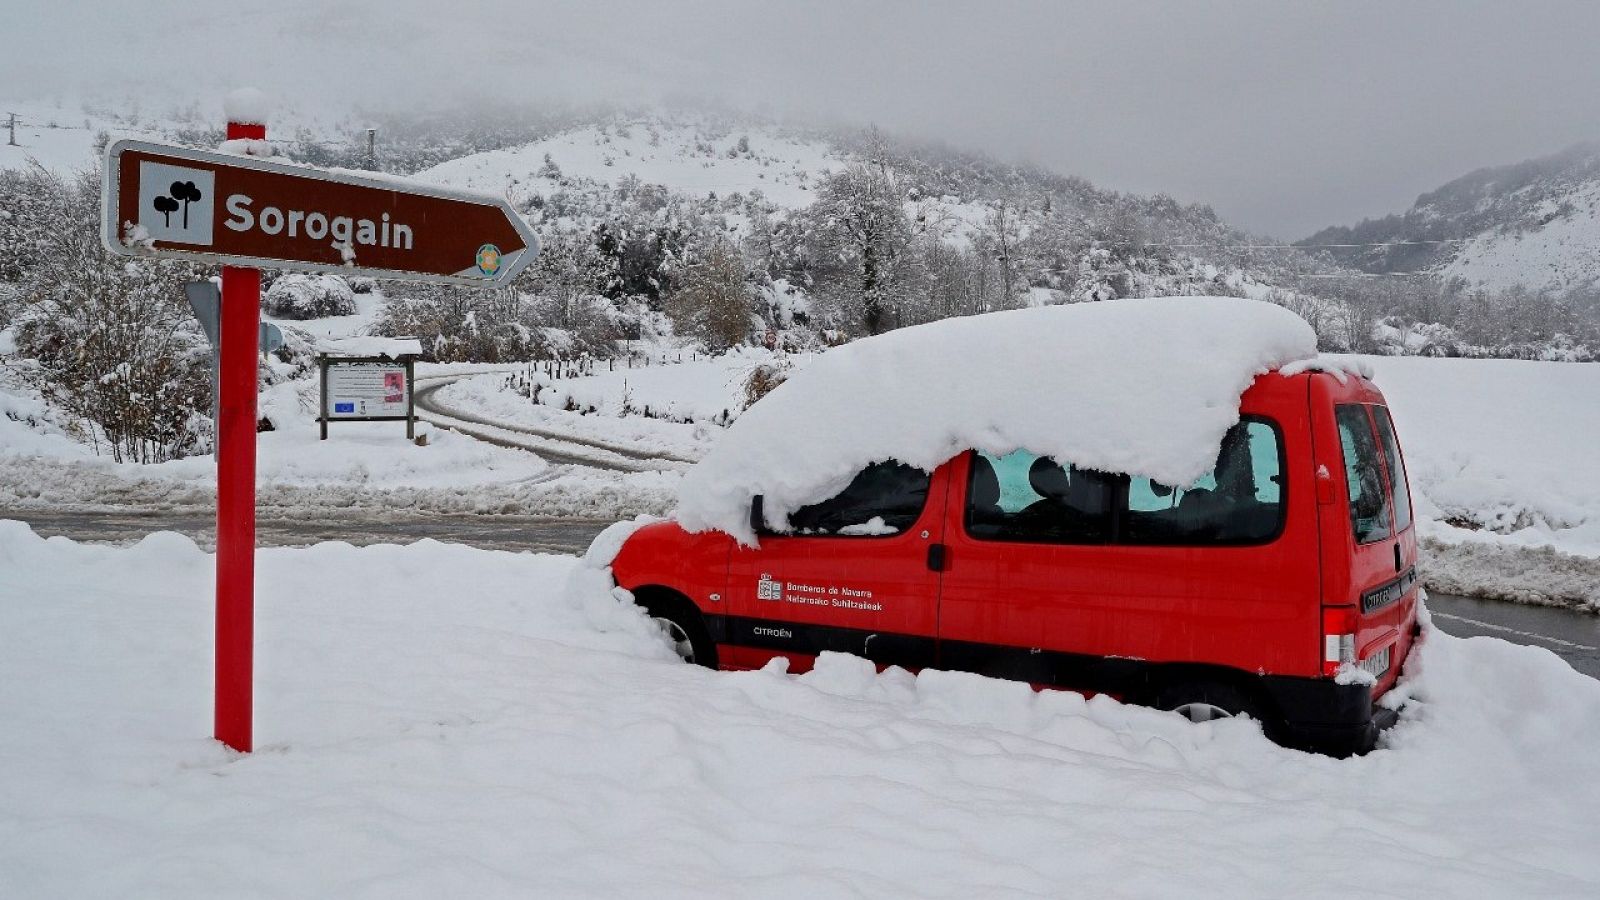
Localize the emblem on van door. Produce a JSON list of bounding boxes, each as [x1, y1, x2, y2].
[[756, 573, 782, 601]]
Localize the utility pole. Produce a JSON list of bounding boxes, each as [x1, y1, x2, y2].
[[365, 127, 376, 170], [7, 113, 16, 147]]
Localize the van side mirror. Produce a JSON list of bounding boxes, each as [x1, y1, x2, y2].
[[750, 495, 765, 533]]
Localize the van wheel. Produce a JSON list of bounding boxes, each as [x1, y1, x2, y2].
[[636, 591, 717, 669], [1155, 681, 1263, 725]]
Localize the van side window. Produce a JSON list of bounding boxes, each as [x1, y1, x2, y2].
[[1336, 405, 1393, 544], [1121, 419, 1285, 544], [966, 450, 1114, 543], [1373, 406, 1413, 533], [784, 460, 930, 536]]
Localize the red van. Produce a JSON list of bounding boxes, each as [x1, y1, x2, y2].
[[610, 367, 1420, 756]]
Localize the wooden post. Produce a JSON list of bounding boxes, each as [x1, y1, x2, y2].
[[318, 355, 329, 441], [405, 358, 416, 440]]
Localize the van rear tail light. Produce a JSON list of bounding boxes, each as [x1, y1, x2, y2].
[[1322, 607, 1358, 677]]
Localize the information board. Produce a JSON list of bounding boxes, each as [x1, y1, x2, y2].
[[318, 355, 417, 439], [326, 361, 408, 418]]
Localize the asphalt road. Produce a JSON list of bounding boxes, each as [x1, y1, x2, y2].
[[2, 508, 609, 555], [4, 508, 1595, 678]]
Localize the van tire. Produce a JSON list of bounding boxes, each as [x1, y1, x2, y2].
[[1154, 680, 1267, 726], [635, 589, 718, 670]]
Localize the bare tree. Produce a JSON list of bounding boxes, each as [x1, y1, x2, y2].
[[666, 239, 752, 352]]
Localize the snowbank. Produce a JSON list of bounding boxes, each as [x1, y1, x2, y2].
[[3, 524, 1600, 896], [678, 297, 1318, 541]]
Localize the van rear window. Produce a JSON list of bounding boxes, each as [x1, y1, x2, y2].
[[1336, 405, 1393, 544], [1373, 406, 1412, 533]]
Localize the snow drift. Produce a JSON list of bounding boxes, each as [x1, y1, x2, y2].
[[4, 523, 1600, 896], [676, 296, 1318, 542]]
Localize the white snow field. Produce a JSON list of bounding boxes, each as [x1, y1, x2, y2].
[[2, 520, 1599, 897], [1361, 354, 1600, 555]]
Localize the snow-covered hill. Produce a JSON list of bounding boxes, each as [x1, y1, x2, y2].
[[415, 117, 998, 250], [1305, 141, 1600, 298], [1439, 177, 1600, 295], [419, 119, 846, 211]]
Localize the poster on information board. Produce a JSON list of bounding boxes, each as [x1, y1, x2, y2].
[[318, 355, 417, 439]]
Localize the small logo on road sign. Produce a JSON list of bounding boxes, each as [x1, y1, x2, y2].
[[475, 243, 502, 276], [137, 161, 215, 246], [334, 402, 355, 413]]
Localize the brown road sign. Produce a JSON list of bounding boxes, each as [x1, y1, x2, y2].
[[101, 139, 539, 287]]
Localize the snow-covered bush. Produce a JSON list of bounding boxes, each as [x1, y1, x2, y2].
[[263, 273, 357, 319], [375, 281, 618, 363], [741, 358, 791, 410], [7, 168, 212, 463], [348, 276, 377, 295]]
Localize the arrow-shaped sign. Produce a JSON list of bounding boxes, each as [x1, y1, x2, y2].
[[102, 139, 539, 287]]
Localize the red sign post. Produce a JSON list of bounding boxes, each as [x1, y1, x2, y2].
[[101, 116, 538, 754], [213, 118, 263, 752]]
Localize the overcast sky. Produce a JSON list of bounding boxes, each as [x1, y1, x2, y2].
[[10, 1, 1600, 237]]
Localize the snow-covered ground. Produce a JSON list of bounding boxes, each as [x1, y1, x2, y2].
[[0, 363, 679, 521], [2, 521, 1598, 896], [1362, 354, 1600, 556]]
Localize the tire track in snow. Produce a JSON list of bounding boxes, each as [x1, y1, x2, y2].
[[413, 375, 690, 473]]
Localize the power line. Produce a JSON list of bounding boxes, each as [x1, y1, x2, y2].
[[1083, 238, 1471, 251]]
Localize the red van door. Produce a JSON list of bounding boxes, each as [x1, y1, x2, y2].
[[722, 461, 950, 672], [935, 378, 1322, 689], [1312, 376, 1417, 694]]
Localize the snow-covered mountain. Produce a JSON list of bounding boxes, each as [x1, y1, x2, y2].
[[8, 96, 1598, 357], [1304, 141, 1600, 299]]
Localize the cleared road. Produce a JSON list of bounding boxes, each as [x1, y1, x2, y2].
[[3, 508, 608, 555], [3, 508, 1594, 677]]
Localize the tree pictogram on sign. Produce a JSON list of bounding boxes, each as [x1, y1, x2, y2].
[[152, 180, 203, 228]]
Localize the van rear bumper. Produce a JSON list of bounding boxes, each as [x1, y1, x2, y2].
[[1257, 675, 1398, 757]]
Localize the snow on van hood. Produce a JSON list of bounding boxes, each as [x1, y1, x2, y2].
[[675, 296, 1318, 543]]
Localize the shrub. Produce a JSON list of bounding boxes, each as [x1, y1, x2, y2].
[[9, 168, 213, 462], [263, 273, 356, 319]]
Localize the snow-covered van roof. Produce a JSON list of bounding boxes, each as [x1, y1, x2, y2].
[[675, 296, 1318, 543]]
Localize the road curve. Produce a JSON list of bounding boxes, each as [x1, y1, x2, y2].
[[412, 374, 692, 473]]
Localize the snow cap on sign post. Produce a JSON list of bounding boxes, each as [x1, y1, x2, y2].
[[223, 88, 272, 127]]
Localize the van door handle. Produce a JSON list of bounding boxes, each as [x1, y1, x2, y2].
[[927, 543, 947, 572], [1394, 542, 1403, 573]]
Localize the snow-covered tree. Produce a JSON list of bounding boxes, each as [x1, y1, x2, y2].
[[805, 164, 915, 335]]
